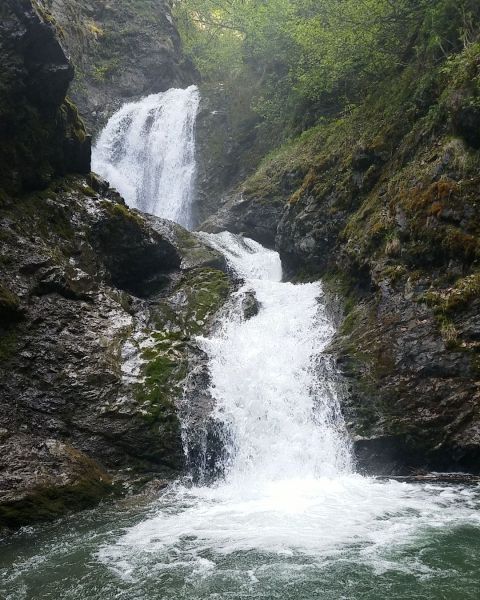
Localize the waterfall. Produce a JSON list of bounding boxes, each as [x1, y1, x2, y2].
[[195, 232, 352, 483], [3, 235, 480, 598], [92, 86, 200, 229], [97, 234, 479, 587]]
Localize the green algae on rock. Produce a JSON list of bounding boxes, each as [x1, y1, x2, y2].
[[0, 174, 234, 529]]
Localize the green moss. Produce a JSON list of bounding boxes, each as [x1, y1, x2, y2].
[[100, 200, 145, 226], [422, 272, 480, 315], [31, 0, 59, 28], [135, 333, 185, 431], [62, 97, 88, 144], [322, 271, 361, 316], [135, 267, 230, 424], [151, 268, 231, 334], [381, 264, 407, 283], [181, 268, 230, 332], [0, 475, 113, 529], [91, 60, 120, 82], [420, 271, 480, 346]]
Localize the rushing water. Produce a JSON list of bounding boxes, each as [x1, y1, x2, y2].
[[1, 233, 480, 599], [3, 87, 480, 599], [92, 86, 200, 228]]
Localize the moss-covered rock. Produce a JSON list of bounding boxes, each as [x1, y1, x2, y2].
[[0, 172, 233, 527], [136, 267, 231, 423], [224, 41, 480, 474], [0, 435, 113, 529]]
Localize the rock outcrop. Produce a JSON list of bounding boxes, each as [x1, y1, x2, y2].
[[48, 0, 197, 132], [212, 45, 480, 475], [194, 83, 269, 226], [0, 1, 231, 529], [0, 0, 90, 194], [199, 191, 284, 248], [0, 174, 232, 528]]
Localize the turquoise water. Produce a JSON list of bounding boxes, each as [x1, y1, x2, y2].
[[1, 481, 479, 600]]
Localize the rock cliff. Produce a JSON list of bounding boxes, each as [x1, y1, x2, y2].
[[0, 0, 231, 529], [0, 0, 90, 194], [209, 44, 480, 475], [0, 171, 232, 528], [47, 0, 196, 132]]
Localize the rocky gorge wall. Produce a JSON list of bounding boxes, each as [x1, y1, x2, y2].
[[0, 171, 234, 528], [0, 0, 90, 194], [44, 1, 259, 227], [2, 0, 479, 534], [206, 44, 480, 475], [47, 0, 196, 133], [0, 0, 233, 529]]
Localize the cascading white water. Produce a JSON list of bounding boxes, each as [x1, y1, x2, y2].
[[92, 85, 200, 228], [196, 232, 352, 483], [98, 234, 480, 588], [3, 234, 480, 599]]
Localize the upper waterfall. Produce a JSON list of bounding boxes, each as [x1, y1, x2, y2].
[[92, 86, 200, 229]]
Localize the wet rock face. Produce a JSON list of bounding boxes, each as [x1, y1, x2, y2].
[[194, 84, 269, 226], [329, 277, 480, 476], [215, 53, 480, 475], [0, 0, 90, 193], [200, 192, 284, 249], [49, 0, 197, 133], [283, 159, 480, 474], [5, 0, 73, 107], [0, 1, 232, 529], [0, 176, 231, 528], [0, 434, 112, 528], [241, 290, 260, 320], [180, 345, 227, 484], [90, 204, 181, 297]]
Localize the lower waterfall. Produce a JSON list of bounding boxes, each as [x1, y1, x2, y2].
[[95, 235, 479, 593], [1, 235, 479, 598], [92, 86, 200, 229], [193, 232, 352, 483]]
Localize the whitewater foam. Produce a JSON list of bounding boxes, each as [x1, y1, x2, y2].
[[98, 233, 480, 584]]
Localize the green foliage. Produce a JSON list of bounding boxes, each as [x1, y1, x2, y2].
[[420, 0, 480, 57], [175, 0, 480, 130]]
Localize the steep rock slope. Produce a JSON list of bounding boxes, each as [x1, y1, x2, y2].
[[0, 1, 231, 529], [47, 0, 196, 132], [194, 83, 270, 226], [44, 1, 265, 225], [0, 0, 90, 194], [208, 44, 480, 475], [0, 175, 231, 528]]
